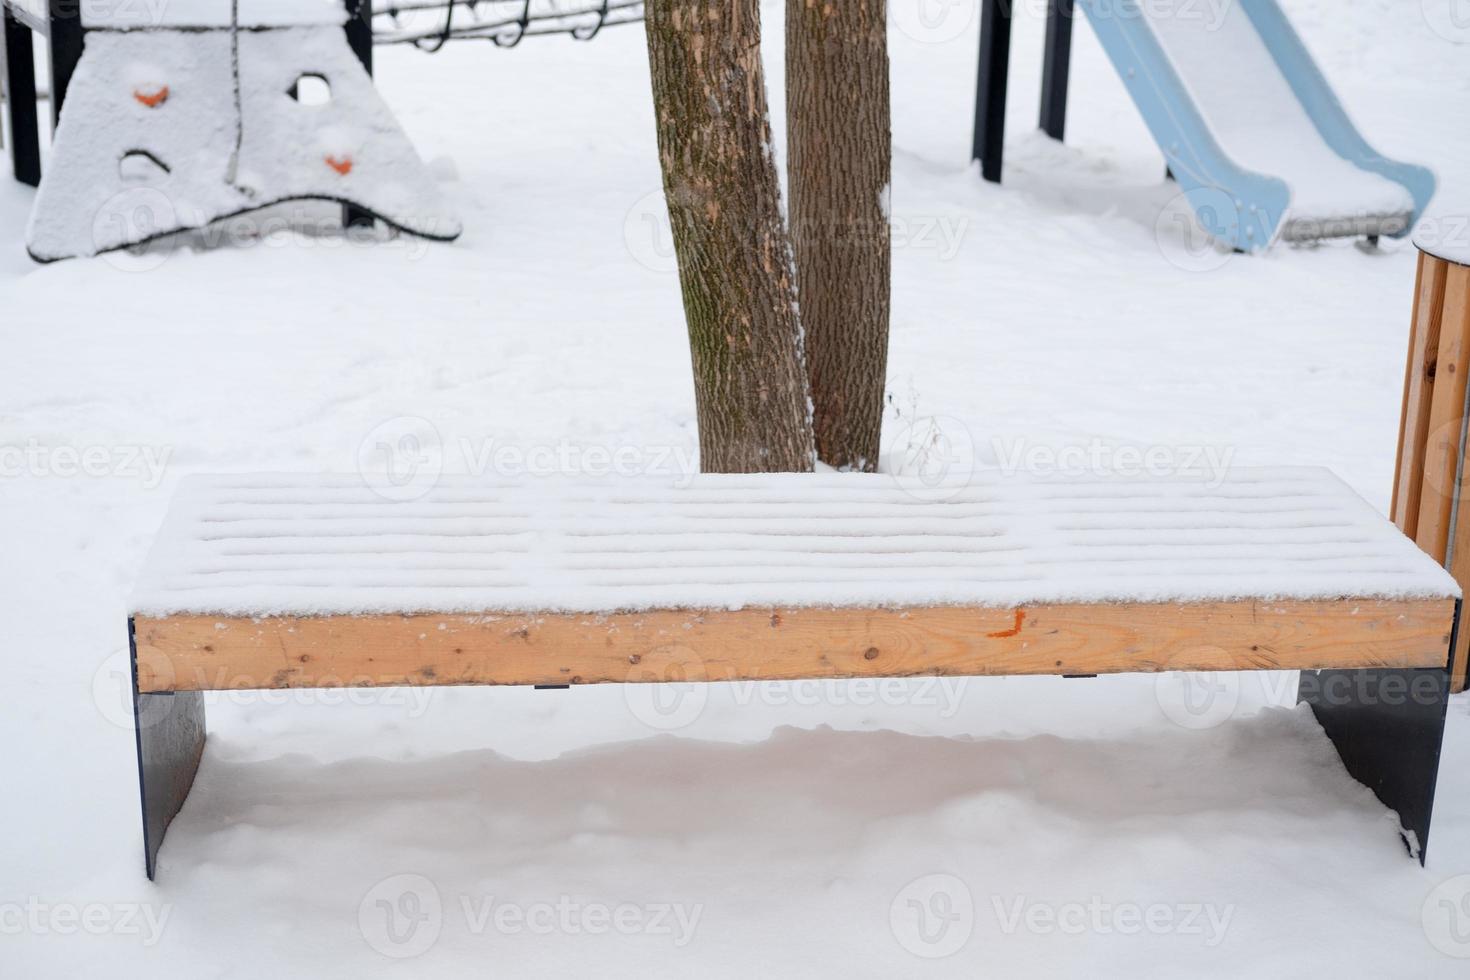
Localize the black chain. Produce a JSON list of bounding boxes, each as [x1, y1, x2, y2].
[[377, 0, 641, 49]]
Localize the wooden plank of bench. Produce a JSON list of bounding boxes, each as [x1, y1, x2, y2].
[[133, 598, 1456, 693]]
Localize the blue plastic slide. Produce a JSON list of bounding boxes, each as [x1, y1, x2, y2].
[[1077, 0, 1435, 252]]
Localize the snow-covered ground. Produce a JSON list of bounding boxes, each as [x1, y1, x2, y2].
[[3, 0, 1470, 975]]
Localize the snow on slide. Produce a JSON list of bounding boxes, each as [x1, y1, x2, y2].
[[1144, 2, 1411, 224], [1079, 0, 1434, 249], [130, 469, 1458, 617]]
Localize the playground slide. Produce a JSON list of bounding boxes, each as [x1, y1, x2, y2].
[[1077, 0, 1434, 252]]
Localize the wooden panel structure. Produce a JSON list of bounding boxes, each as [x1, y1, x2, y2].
[[133, 598, 1457, 693], [1394, 247, 1470, 691]]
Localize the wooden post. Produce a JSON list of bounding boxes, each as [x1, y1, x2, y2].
[[1393, 244, 1470, 692]]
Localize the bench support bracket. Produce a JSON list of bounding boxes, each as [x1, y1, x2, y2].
[[1296, 604, 1457, 865], [129, 618, 207, 881]]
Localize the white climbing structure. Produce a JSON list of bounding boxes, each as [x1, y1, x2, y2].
[[27, 0, 460, 261]]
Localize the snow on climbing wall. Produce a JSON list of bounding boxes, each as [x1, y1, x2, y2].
[[83, 0, 346, 29], [26, 23, 459, 261]]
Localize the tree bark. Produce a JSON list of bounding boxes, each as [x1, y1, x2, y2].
[[786, 0, 891, 472], [644, 0, 816, 474]]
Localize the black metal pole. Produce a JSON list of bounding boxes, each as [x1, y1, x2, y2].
[[1039, 0, 1073, 141], [46, 0, 82, 127], [972, 0, 1012, 184], [3, 6, 42, 185], [343, 0, 374, 229]]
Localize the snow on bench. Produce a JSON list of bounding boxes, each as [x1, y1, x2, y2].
[[129, 467, 1457, 692], [124, 467, 1462, 877]]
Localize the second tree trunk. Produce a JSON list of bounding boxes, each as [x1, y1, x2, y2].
[[787, 0, 892, 472]]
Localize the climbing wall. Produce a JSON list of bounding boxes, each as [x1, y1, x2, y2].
[[27, 3, 460, 261]]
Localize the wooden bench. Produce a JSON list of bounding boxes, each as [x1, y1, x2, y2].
[[128, 468, 1461, 878]]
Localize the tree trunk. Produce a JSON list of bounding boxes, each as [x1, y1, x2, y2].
[[644, 0, 816, 474], [786, 0, 891, 472]]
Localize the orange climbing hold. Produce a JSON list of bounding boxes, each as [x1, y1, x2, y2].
[[133, 86, 169, 108], [325, 155, 353, 175]]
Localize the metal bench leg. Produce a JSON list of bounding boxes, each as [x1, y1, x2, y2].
[[3, 6, 41, 186], [1297, 601, 1457, 865], [129, 619, 206, 880]]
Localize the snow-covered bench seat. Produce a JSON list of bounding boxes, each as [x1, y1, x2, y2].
[[127, 469, 1462, 877]]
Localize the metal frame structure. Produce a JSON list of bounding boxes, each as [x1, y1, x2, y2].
[[973, 0, 1074, 184], [2, 0, 82, 187], [2, 0, 375, 199]]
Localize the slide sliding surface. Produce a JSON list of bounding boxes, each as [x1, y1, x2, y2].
[[1078, 0, 1433, 251]]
